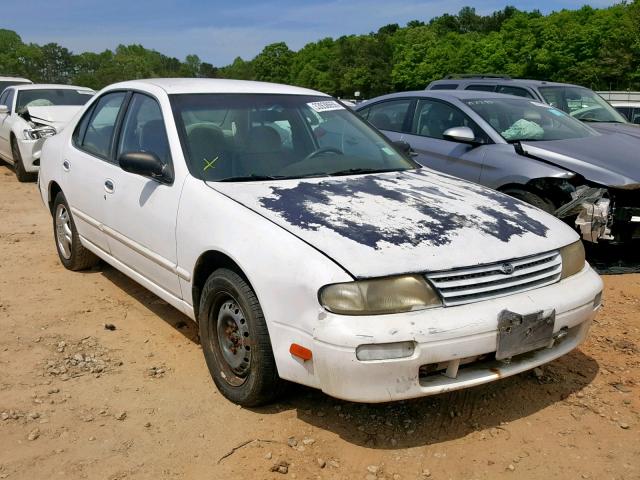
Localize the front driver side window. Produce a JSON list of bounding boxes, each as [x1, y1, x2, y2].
[[366, 99, 412, 133], [79, 92, 127, 160], [412, 99, 484, 142], [117, 93, 171, 165]]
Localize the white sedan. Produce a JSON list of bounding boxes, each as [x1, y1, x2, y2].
[[38, 79, 603, 406], [0, 84, 94, 181]]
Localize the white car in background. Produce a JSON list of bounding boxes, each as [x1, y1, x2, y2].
[[0, 76, 32, 95], [38, 78, 602, 406], [0, 84, 94, 181]]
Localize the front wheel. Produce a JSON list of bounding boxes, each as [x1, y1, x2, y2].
[[198, 268, 284, 406], [52, 192, 99, 271], [11, 137, 36, 182]]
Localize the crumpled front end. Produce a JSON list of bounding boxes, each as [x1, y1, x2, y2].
[[554, 185, 640, 243]]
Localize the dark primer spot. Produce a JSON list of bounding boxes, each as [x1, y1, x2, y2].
[[259, 173, 549, 250]]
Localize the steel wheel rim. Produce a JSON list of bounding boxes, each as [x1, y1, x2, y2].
[[55, 204, 72, 260], [214, 296, 251, 385]]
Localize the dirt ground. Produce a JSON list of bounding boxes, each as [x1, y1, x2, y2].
[[0, 163, 638, 480]]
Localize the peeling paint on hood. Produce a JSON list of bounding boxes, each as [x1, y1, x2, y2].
[[208, 169, 578, 278], [27, 105, 82, 131]]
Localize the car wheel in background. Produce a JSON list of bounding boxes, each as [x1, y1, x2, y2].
[[502, 188, 555, 214], [52, 192, 99, 271], [11, 137, 36, 183], [199, 268, 285, 406]]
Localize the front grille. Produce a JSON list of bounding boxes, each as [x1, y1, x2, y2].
[[426, 250, 562, 307]]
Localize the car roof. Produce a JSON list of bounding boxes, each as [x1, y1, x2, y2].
[[104, 78, 330, 97], [429, 77, 583, 89], [12, 83, 94, 92], [357, 89, 525, 107], [610, 101, 640, 106], [0, 76, 32, 83]]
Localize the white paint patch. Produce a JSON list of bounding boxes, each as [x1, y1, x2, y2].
[[307, 100, 345, 112]]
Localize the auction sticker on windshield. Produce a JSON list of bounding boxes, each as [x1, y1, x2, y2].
[[307, 100, 345, 112]]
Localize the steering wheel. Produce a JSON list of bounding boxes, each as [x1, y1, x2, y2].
[[303, 147, 343, 161]]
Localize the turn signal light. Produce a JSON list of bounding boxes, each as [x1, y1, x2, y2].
[[290, 343, 313, 361]]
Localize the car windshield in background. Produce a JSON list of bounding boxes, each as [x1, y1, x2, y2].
[[170, 94, 416, 181], [16, 89, 93, 114], [464, 98, 598, 142], [538, 86, 627, 123], [0, 81, 30, 95]]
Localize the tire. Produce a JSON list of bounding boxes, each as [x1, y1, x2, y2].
[[11, 137, 37, 183], [502, 188, 555, 214], [52, 192, 99, 271], [199, 268, 284, 406]]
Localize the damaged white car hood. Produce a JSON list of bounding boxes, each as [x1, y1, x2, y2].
[[27, 106, 82, 130], [208, 169, 578, 278]]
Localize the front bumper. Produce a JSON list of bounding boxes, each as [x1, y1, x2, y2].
[[310, 265, 602, 403], [16, 137, 43, 172]]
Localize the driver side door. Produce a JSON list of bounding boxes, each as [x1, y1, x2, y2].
[[0, 89, 15, 160], [402, 98, 488, 182]]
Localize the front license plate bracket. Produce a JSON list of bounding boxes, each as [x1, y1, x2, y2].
[[496, 309, 555, 360]]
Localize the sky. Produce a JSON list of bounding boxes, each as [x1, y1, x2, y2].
[[3, 0, 619, 67]]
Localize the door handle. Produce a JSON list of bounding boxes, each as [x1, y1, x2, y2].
[[104, 179, 115, 193], [62, 160, 70, 172]]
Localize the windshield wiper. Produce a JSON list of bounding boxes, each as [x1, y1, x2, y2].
[[217, 174, 286, 182], [507, 138, 543, 143], [328, 167, 412, 177], [579, 118, 624, 123]]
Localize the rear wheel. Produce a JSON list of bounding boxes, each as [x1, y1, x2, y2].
[[198, 268, 284, 406], [502, 188, 555, 214], [52, 192, 99, 271], [11, 137, 36, 183]]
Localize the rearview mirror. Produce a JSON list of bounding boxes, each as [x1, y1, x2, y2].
[[0, 105, 8, 115], [443, 126, 477, 144], [118, 151, 172, 184]]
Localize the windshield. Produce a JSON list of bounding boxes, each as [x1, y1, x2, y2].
[[16, 89, 94, 114], [464, 98, 598, 142], [170, 94, 416, 181], [538, 86, 627, 123]]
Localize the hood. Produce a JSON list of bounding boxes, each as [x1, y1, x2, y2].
[[589, 122, 640, 140], [208, 170, 577, 278], [27, 105, 82, 131], [520, 134, 640, 189]]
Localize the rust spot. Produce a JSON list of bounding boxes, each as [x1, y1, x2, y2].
[[490, 367, 502, 378]]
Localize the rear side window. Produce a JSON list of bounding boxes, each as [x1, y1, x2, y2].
[[365, 99, 412, 133], [117, 93, 171, 165], [496, 85, 535, 99], [75, 92, 127, 160], [466, 84, 496, 92], [430, 84, 459, 90]]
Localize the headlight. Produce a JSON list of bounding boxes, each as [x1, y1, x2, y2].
[[319, 275, 442, 315], [560, 240, 585, 279], [23, 126, 56, 140]]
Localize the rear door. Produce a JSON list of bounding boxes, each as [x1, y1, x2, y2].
[[402, 98, 488, 181], [102, 92, 182, 298]]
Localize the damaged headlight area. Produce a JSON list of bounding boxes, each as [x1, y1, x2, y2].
[[320, 275, 442, 315], [23, 126, 56, 140], [560, 240, 586, 280], [555, 186, 614, 243]]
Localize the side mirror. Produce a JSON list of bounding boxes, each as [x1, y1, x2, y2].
[[118, 151, 172, 183], [0, 105, 8, 115], [443, 126, 477, 144]]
